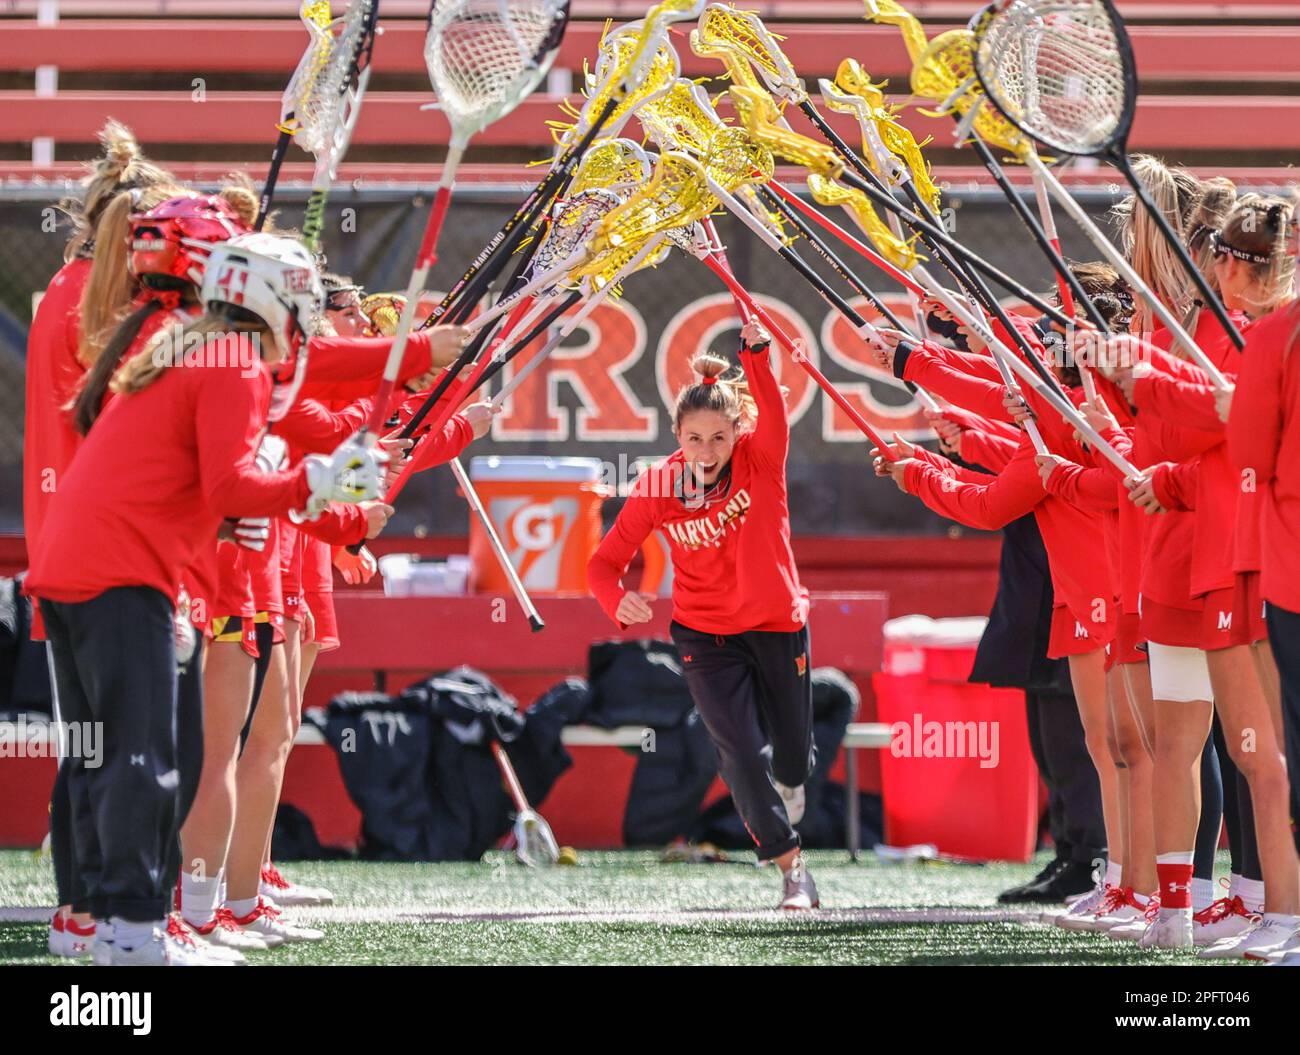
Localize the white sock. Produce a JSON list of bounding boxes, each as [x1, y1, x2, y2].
[[1238, 878, 1265, 913], [1105, 860, 1122, 889], [180, 868, 223, 928], [1229, 872, 1242, 899], [1192, 877, 1214, 913], [1133, 890, 1151, 907], [226, 896, 259, 919], [109, 916, 158, 952]]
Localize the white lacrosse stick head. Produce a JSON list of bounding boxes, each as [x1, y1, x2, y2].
[[426, 0, 571, 145], [292, 0, 378, 171], [530, 188, 625, 282]]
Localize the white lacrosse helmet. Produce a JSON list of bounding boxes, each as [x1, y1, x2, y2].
[[201, 233, 325, 421]]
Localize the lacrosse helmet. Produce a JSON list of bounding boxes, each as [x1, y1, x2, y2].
[[200, 233, 325, 421], [128, 193, 249, 290]]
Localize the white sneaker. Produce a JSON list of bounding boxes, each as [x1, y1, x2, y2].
[[774, 783, 806, 826], [1272, 950, 1300, 966], [48, 911, 95, 958], [229, 897, 325, 945], [1139, 912, 1194, 950], [189, 908, 269, 953], [1239, 917, 1300, 962], [1192, 896, 1260, 946], [169, 914, 250, 963], [93, 922, 231, 966], [260, 863, 334, 907], [1056, 885, 1125, 932], [779, 860, 819, 910]]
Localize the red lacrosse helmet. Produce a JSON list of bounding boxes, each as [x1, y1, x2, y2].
[[128, 194, 250, 290]]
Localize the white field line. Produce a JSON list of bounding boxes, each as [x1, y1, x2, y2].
[[2, 905, 1042, 926]]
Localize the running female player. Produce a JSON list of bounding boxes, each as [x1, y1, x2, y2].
[[25, 232, 388, 965], [588, 318, 818, 910]]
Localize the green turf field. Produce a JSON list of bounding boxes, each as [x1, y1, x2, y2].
[[0, 849, 1248, 966]]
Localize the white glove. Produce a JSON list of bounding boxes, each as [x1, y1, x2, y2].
[[231, 517, 271, 552], [255, 433, 289, 474], [303, 435, 388, 514]]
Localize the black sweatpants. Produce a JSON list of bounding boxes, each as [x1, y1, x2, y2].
[[161, 636, 206, 894], [1265, 603, 1300, 856], [1025, 690, 1106, 866], [41, 587, 181, 923], [670, 621, 814, 861]]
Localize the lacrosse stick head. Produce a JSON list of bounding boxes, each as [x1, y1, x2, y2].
[[727, 85, 841, 177], [691, 4, 805, 104], [289, 0, 379, 162], [531, 188, 624, 280], [912, 29, 1031, 159], [570, 23, 680, 143], [825, 63, 942, 213], [572, 138, 653, 193], [512, 807, 560, 867], [806, 173, 919, 270], [637, 78, 725, 156], [861, 0, 931, 64], [577, 151, 717, 272], [426, 0, 571, 143], [281, 2, 336, 129], [703, 126, 774, 193], [971, 0, 1135, 158]]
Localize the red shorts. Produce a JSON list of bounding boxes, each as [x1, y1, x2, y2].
[[212, 542, 256, 621], [248, 520, 283, 617], [1139, 595, 1205, 649], [302, 538, 339, 651], [209, 613, 260, 658], [1048, 603, 1110, 659], [279, 523, 307, 623], [1106, 608, 1147, 671], [1200, 572, 1268, 650]]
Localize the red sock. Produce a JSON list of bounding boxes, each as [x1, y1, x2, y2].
[[1157, 856, 1195, 910]]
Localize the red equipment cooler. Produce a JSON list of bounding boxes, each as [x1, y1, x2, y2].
[[872, 616, 1039, 862]]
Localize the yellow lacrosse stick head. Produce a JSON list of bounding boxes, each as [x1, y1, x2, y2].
[[807, 173, 919, 270], [576, 151, 720, 277], [727, 85, 841, 177], [703, 125, 774, 192], [360, 292, 405, 338], [830, 59, 941, 213], [281, 1, 335, 133], [637, 78, 726, 156], [572, 138, 652, 193], [566, 22, 680, 143], [911, 30, 1030, 160], [691, 4, 805, 103], [861, 0, 930, 65]]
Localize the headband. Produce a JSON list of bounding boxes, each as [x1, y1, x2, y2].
[[1212, 231, 1274, 266]]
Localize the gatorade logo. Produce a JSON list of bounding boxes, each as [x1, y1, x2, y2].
[[511, 503, 562, 551], [1218, 610, 1232, 631]]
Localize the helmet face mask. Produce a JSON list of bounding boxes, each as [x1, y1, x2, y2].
[[200, 233, 325, 422]]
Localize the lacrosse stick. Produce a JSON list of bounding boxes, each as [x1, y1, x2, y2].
[[421, 1, 697, 329], [491, 741, 559, 865], [900, 29, 1109, 402], [362, 0, 572, 440], [257, 1, 336, 231], [971, 0, 1242, 361]]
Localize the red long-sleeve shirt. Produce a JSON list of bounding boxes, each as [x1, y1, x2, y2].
[[23, 258, 91, 550], [588, 344, 807, 635], [26, 337, 312, 606], [1226, 304, 1300, 611]]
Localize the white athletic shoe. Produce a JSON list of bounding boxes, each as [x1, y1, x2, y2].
[[1239, 918, 1300, 962], [1272, 950, 1300, 966], [229, 897, 325, 945], [260, 863, 335, 907], [189, 908, 269, 953], [93, 921, 231, 966], [779, 861, 819, 910], [1056, 885, 1126, 932], [774, 783, 806, 826], [1192, 896, 1260, 947], [1139, 912, 1194, 950], [48, 911, 95, 958], [1106, 896, 1159, 942], [171, 913, 254, 963]]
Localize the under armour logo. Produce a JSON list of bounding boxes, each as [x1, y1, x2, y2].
[[682, 655, 692, 663], [795, 654, 807, 676], [1166, 881, 1190, 893], [130, 754, 145, 767]]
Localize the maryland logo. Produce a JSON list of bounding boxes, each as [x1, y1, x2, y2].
[[795, 653, 807, 677]]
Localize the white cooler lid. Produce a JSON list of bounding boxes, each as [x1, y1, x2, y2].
[[883, 614, 989, 648], [469, 455, 605, 483]]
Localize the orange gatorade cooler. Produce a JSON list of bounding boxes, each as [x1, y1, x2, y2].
[[467, 456, 613, 595]]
